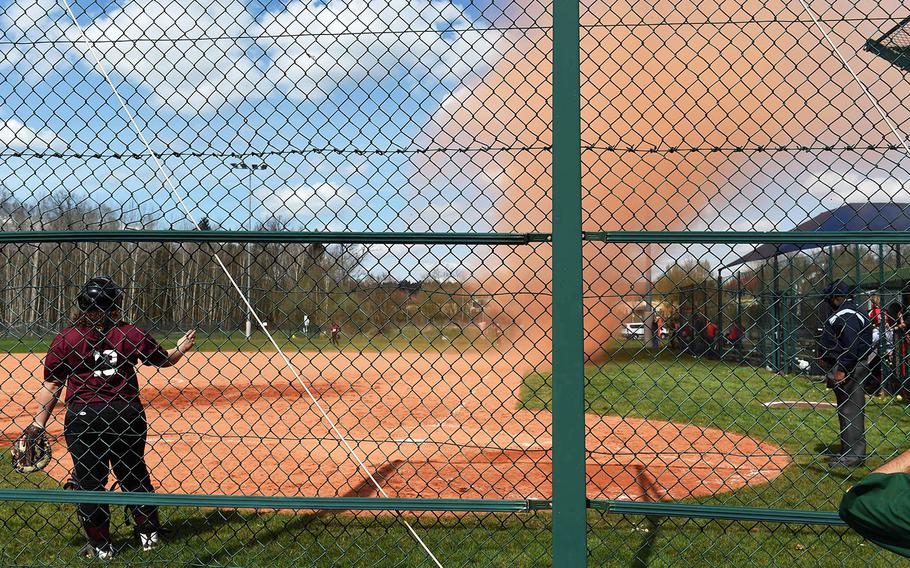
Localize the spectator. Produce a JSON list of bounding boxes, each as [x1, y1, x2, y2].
[[689, 313, 707, 355], [679, 321, 695, 353], [817, 283, 874, 468], [705, 319, 719, 358], [869, 296, 883, 328], [705, 320, 718, 340], [725, 322, 743, 360], [888, 302, 907, 395], [725, 322, 742, 344], [669, 320, 681, 350], [866, 297, 885, 394]]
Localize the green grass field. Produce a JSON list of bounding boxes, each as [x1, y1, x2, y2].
[[0, 347, 905, 566], [0, 325, 501, 355], [524, 347, 910, 566]]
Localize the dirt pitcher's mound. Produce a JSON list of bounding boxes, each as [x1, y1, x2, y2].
[[2, 350, 788, 501]]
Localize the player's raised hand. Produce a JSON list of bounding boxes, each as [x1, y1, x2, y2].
[[178, 330, 197, 354]]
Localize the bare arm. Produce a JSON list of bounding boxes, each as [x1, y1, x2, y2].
[[31, 380, 63, 429], [873, 448, 910, 474], [160, 329, 196, 367]]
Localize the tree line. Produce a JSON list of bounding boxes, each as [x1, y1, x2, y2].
[[0, 190, 481, 336]]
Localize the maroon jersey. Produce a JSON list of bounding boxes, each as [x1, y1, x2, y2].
[[43, 323, 169, 405]]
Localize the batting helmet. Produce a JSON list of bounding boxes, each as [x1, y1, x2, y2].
[[77, 276, 123, 312]]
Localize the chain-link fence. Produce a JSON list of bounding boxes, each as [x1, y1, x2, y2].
[[1, 0, 910, 565]]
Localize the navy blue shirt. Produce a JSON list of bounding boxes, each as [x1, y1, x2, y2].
[[818, 300, 873, 373]]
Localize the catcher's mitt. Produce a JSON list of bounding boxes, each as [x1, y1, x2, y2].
[[11, 425, 51, 474]]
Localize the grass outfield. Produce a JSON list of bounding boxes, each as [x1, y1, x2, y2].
[[0, 325, 500, 355], [0, 347, 904, 566]]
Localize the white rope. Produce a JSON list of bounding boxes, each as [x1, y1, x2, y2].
[[57, 7, 443, 567], [795, 0, 910, 157]]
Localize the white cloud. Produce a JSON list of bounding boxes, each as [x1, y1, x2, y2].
[[257, 181, 362, 224], [76, 0, 267, 113], [261, 0, 499, 101], [0, 0, 76, 85], [361, 242, 478, 280], [398, 196, 490, 232], [2, 0, 500, 114], [805, 169, 910, 203], [0, 119, 64, 151]]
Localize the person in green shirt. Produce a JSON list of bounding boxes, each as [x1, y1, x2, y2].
[[840, 448, 910, 557]]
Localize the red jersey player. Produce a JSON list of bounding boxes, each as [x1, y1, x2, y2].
[[25, 276, 195, 559]]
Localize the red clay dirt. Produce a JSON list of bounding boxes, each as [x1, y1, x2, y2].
[[0, 349, 788, 503]]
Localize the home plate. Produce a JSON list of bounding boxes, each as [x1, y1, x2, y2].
[[763, 400, 836, 410]]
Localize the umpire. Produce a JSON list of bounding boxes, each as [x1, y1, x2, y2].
[[817, 282, 874, 468]]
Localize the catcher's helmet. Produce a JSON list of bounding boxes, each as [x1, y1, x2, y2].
[[77, 276, 123, 312]]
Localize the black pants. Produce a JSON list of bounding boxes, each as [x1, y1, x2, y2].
[[832, 363, 868, 460], [65, 401, 158, 545]]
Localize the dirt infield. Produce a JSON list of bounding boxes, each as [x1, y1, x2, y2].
[[0, 349, 788, 502]]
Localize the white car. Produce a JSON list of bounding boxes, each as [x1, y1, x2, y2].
[[621, 322, 646, 339]]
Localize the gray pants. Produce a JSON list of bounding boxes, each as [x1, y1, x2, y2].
[[832, 362, 868, 459]]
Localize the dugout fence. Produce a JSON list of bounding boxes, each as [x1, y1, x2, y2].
[[2, 0, 910, 566]]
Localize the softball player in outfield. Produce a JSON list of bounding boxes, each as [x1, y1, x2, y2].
[[26, 276, 195, 559]]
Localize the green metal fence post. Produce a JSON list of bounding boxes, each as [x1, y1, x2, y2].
[[854, 243, 861, 290], [552, 0, 586, 565], [772, 253, 781, 372], [760, 283, 769, 369], [879, 243, 889, 392], [736, 271, 744, 362], [785, 254, 794, 373], [717, 272, 723, 359]]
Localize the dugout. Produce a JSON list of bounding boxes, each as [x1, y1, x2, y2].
[[843, 264, 910, 395], [674, 203, 910, 375], [672, 267, 799, 369]]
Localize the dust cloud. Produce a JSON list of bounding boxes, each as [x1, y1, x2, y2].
[[413, 0, 904, 363]]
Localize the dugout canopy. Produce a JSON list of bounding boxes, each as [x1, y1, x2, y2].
[[723, 202, 910, 269]]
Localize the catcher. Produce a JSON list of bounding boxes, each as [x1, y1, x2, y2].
[[15, 276, 195, 559]]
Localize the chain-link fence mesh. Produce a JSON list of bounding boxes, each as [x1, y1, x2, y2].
[[867, 13, 910, 73], [1, 0, 910, 565]]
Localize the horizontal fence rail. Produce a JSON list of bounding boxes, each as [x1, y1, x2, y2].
[[0, 231, 552, 245]]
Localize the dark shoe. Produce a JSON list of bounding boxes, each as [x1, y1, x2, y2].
[[827, 456, 865, 468]]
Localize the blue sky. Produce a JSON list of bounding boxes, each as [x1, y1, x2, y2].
[[0, 0, 503, 220], [0, 0, 507, 277]]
